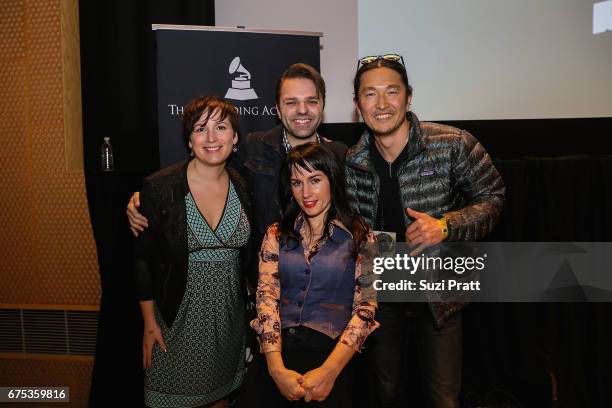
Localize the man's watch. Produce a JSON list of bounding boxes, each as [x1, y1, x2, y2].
[[438, 216, 449, 240]]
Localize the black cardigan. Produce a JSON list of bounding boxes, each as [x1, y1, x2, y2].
[[133, 160, 253, 327]]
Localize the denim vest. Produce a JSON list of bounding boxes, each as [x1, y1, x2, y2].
[[279, 223, 356, 339]]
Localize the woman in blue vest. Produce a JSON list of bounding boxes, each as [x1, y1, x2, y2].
[[239, 142, 379, 407]]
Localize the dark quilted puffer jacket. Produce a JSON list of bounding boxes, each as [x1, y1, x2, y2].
[[345, 112, 505, 327]]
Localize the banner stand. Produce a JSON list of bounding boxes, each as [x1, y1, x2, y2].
[[152, 24, 322, 167]]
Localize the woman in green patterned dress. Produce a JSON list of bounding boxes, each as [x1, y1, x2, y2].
[[133, 96, 252, 407]]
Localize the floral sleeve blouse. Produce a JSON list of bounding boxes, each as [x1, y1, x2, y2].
[[250, 219, 379, 354]]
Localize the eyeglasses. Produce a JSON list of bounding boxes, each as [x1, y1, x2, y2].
[[357, 54, 405, 70]]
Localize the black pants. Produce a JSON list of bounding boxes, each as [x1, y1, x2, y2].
[[365, 304, 462, 408], [237, 327, 355, 407]]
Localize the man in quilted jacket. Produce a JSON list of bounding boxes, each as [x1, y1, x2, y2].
[[347, 54, 505, 407]]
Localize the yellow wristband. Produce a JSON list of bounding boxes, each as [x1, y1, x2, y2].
[[438, 217, 449, 240]]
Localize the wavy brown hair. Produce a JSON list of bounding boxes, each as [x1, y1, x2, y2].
[[181, 95, 240, 150]]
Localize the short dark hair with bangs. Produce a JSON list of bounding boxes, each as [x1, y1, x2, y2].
[[275, 63, 326, 107], [181, 95, 240, 149], [279, 142, 367, 257]]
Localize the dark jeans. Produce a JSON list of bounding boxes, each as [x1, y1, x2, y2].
[[237, 326, 355, 408], [365, 303, 462, 408]]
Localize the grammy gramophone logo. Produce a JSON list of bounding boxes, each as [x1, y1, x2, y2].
[[224, 56, 259, 101]]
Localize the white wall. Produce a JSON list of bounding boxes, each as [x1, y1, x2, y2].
[[359, 0, 612, 120], [218, 0, 612, 122], [215, 0, 358, 123]]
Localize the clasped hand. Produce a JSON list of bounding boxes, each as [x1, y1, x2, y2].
[[301, 365, 337, 402], [272, 365, 337, 402], [271, 367, 305, 401]]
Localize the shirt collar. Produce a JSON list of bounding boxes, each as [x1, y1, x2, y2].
[[294, 213, 353, 241], [282, 129, 321, 154]]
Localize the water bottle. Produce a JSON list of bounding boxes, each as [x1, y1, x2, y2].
[[100, 137, 114, 171]]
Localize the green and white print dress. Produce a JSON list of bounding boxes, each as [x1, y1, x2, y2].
[[145, 181, 249, 407]]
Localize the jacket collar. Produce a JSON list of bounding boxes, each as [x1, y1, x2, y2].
[[173, 158, 247, 203], [346, 111, 426, 172], [174, 159, 191, 199], [261, 124, 325, 155], [261, 124, 285, 155], [405, 111, 427, 160]]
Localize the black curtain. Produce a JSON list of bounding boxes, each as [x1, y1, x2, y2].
[[322, 120, 612, 407], [79, 2, 214, 406], [460, 155, 612, 407]]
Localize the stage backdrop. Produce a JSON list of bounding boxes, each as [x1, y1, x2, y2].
[[153, 24, 321, 167]]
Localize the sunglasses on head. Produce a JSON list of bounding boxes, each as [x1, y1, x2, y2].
[[357, 54, 405, 70]]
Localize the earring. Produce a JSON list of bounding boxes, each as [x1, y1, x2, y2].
[[232, 144, 238, 153], [189, 149, 194, 157]]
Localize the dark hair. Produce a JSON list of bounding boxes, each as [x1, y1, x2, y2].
[[353, 58, 413, 101], [279, 142, 368, 257], [181, 95, 240, 149], [275, 63, 326, 107]]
